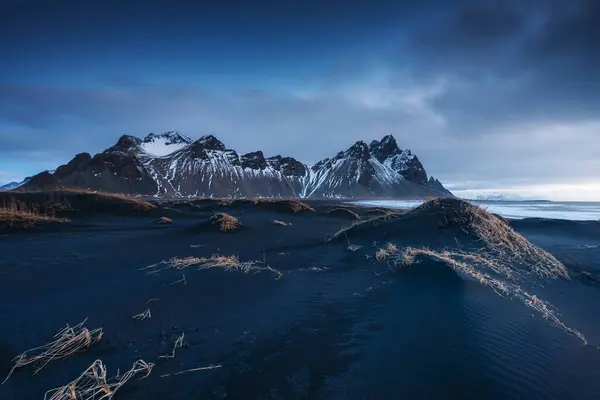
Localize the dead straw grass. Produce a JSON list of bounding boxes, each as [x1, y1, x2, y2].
[[210, 212, 242, 232], [289, 200, 315, 214], [375, 242, 399, 261], [327, 207, 360, 220], [160, 364, 222, 378], [2, 319, 102, 384], [0, 201, 70, 229], [143, 254, 283, 279], [159, 333, 185, 359], [44, 359, 154, 400], [272, 220, 291, 227], [63, 189, 156, 211], [132, 309, 152, 320]]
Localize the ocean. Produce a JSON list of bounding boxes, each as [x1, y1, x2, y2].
[[349, 199, 600, 221]]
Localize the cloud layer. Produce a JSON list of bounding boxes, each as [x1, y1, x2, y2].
[[1, 0, 599, 199]]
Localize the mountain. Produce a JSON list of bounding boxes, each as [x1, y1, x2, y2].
[[457, 192, 536, 201], [23, 132, 453, 198]]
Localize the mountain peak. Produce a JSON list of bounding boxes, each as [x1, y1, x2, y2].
[[144, 130, 192, 145], [370, 134, 401, 162], [241, 151, 267, 170], [141, 131, 193, 156], [105, 135, 143, 155], [196, 134, 226, 150], [347, 141, 370, 158]]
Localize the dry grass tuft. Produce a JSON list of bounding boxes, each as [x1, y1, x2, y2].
[[272, 220, 291, 227], [375, 242, 399, 261], [464, 203, 567, 279], [143, 254, 282, 279], [2, 319, 102, 384], [210, 212, 242, 232], [44, 359, 154, 400], [156, 217, 172, 224]]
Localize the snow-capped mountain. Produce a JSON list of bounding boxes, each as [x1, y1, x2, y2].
[[26, 131, 453, 198]]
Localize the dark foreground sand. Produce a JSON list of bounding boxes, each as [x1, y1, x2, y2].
[[0, 197, 599, 399]]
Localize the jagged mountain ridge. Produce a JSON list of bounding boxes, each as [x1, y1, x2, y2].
[[31, 132, 453, 198]]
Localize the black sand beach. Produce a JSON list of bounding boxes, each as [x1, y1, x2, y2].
[[0, 193, 599, 399]]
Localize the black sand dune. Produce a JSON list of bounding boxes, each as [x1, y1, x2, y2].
[[0, 196, 599, 399]]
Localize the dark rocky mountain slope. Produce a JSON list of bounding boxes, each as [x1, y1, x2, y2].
[[21, 131, 453, 198]]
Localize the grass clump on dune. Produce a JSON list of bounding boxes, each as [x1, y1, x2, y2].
[[210, 212, 242, 232], [44, 359, 154, 400], [331, 198, 585, 343], [2, 319, 102, 384]]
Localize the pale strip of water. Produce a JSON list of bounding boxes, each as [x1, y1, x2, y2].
[[349, 200, 600, 221]]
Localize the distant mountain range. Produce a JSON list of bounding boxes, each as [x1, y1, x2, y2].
[[10, 131, 453, 198]]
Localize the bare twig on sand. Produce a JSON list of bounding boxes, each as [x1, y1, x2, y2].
[[44, 359, 154, 400], [160, 364, 222, 378], [132, 309, 152, 320], [2, 319, 103, 384], [345, 233, 362, 252], [272, 220, 291, 227], [168, 274, 187, 286], [159, 333, 185, 360]]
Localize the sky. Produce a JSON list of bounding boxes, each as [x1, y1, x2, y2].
[[1, 0, 599, 200]]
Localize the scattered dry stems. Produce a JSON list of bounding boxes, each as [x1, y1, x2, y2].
[[159, 333, 185, 359], [132, 309, 152, 320], [143, 254, 283, 279], [2, 319, 102, 384], [44, 359, 154, 400]]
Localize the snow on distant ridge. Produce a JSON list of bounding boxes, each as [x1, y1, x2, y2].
[[0, 176, 32, 191], [141, 131, 193, 157]]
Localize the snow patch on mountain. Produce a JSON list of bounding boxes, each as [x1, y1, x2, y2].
[[141, 131, 193, 157]]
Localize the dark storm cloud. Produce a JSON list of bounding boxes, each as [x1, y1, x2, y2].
[[400, 0, 600, 133]]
